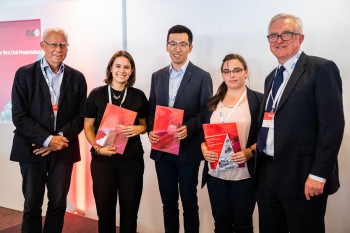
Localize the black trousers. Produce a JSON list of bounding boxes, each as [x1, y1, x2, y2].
[[256, 157, 328, 233], [20, 153, 73, 233], [91, 157, 144, 233], [207, 175, 256, 233], [155, 153, 200, 233]]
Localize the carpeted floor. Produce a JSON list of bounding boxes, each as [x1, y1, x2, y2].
[[0, 207, 120, 233], [0, 207, 22, 230]]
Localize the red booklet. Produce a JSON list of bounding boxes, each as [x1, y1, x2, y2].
[[151, 105, 184, 155], [95, 103, 137, 155], [203, 123, 244, 170]]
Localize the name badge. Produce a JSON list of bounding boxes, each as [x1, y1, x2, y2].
[[262, 112, 274, 128], [52, 104, 58, 112]]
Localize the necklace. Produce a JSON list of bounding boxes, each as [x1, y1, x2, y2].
[[111, 88, 125, 100]]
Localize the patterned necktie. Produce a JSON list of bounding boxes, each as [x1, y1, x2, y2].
[[257, 66, 285, 152]]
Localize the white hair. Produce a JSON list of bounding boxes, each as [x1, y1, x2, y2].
[[268, 13, 303, 34], [42, 27, 68, 42]]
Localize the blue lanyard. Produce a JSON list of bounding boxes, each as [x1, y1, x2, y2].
[[269, 50, 302, 112], [40, 59, 60, 104]]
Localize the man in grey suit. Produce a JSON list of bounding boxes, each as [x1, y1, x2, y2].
[[10, 27, 87, 233], [255, 13, 344, 233], [148, 25, 213, 233]]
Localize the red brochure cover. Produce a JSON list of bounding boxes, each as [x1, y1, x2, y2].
[[95, 103, 137, 155], [204, 133, 227, 169], [203, 123, 243, 169], [151, 105, 184, 155]]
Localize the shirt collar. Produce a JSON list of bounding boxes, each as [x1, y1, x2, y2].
[[279, 50, 302, 75], [42, 58, 65, 74], [169, 59, 190, 75]]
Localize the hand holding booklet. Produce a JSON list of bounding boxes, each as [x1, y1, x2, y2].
[[151, 105, 184, 155], [95, 103, 137, 155], [203, 123, 244, 170]]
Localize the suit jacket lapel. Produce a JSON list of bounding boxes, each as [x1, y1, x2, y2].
[[58, 66, 71, 108], [246, 88, 258, 145], [173, 62, 194, 106], [162, 67, 170, 106], [260, 70, 275, 115], [276, 52, 307, 112], [38, 64, 53, 108]]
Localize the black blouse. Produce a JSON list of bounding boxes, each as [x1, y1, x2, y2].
[[82, 85, 149, 159]]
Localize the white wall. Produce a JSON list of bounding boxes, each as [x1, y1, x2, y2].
[[0, 0, 349, 233], [0, 0, 123, 221], [126, 1, 350, 232]]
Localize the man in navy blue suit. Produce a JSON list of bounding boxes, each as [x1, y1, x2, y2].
[[148, 25, 213, 233], [11, 27, 87, 233], [255, 13, 344, 233]]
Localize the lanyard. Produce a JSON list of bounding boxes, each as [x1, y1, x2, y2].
[[40, 59, 60, 104], [270, 78, 287, 112], [269, 50, 302, 112], [108, 85, 127, 107], [219, 89, 246, 123]]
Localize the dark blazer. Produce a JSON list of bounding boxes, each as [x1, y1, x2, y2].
[[255, 52, 344, 195], [148, 61, 213, 163], [201, 87, 263, 187], [10, 60, 87, 164]]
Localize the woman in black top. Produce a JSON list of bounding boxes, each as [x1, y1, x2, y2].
[[82, 50, 149, 233]]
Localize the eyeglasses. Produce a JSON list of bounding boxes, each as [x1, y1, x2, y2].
[[167, 41, 190, 49], [267, 32, 300, 43], [44, 41, 69, 49], [222, 68, 244, 75]]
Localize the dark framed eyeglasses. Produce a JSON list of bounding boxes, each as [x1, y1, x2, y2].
[[267, 32, 300, 43]]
